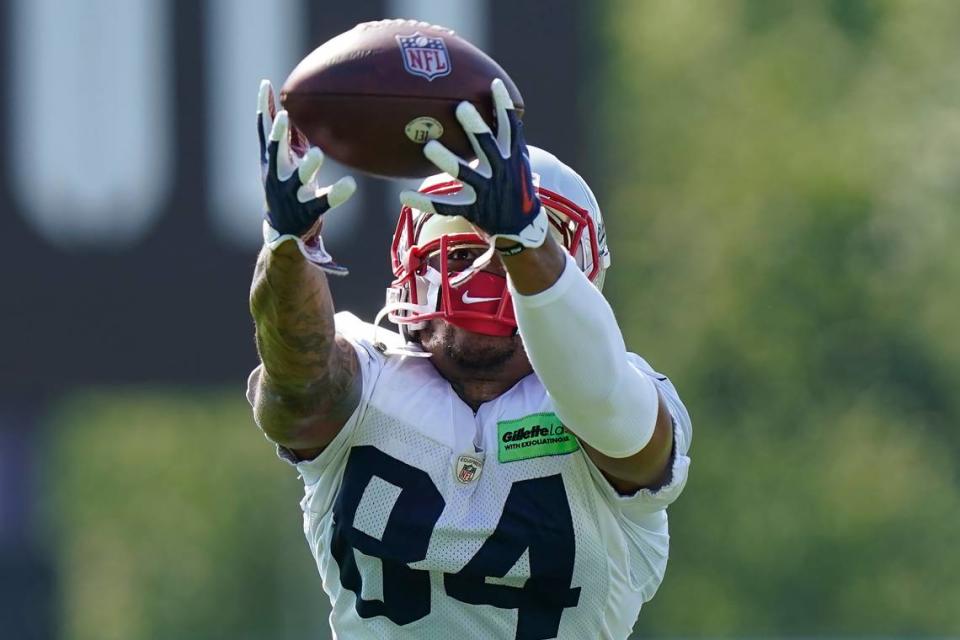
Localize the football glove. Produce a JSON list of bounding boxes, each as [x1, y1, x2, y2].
[[257, 79, 356, 274], [398, 78, 549, 254]]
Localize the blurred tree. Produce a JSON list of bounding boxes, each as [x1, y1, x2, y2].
[[597, 0, 960, 635], [42, 390, 331, 640]]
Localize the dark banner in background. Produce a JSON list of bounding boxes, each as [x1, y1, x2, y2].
[[0, 0, 595, 403]]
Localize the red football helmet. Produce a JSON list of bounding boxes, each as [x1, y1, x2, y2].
[[377, 146, 611, 346]]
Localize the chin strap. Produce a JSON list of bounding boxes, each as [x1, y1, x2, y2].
[[372, 302, 433, 358]]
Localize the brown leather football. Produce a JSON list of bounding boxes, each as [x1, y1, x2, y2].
[[280, 19, 524, 179]]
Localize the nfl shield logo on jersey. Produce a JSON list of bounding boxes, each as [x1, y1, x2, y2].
[[395, 32, 452, 81], [455, 454, 483, 484]]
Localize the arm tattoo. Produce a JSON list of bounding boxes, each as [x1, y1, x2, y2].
[[249, 243, 359, 440]]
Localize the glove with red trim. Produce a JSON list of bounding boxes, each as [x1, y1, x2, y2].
[[399, 79, 548, 254], [257, 79, 356, 274]]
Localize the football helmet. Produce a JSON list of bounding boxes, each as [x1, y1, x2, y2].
[[376, 145, 611, 348]]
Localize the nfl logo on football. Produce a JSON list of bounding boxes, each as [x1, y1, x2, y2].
[[396, 32, 452, 81], [455, 454, 483, 484]]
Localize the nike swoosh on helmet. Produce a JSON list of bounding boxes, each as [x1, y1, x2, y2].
[[462, 293, 501, 304]]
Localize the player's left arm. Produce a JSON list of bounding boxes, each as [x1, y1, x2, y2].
[[401, 79, 676, 493], [502, 236, 675, 493]]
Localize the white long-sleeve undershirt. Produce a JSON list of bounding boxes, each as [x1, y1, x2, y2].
[[509, 254, 660, 458]]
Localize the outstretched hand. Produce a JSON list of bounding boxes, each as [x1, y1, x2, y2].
[[258, 79, 356, 274], [399, 79, 548, 254]]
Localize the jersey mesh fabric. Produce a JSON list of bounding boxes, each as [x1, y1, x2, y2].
[[256, 312, 693, 640]]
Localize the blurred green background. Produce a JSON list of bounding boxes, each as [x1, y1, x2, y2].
[[31, 0, 960, 638], [601, 0, 960, 634]]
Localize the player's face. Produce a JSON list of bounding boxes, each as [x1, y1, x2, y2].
[[420, 246, 526, 372]]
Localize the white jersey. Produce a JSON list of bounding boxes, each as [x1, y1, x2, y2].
[[251, 312, 692, 640]]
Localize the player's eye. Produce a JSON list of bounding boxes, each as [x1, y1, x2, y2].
[[427, 247, 484, 272], [448, 248, 474, 262]]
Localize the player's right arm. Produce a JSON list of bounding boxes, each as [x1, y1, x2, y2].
[[248, 80, 361, 460]]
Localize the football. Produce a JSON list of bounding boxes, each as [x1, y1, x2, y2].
[[280, 19, 524, 178]]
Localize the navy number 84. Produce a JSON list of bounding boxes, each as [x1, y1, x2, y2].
[[330, 445, 581, 640]]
